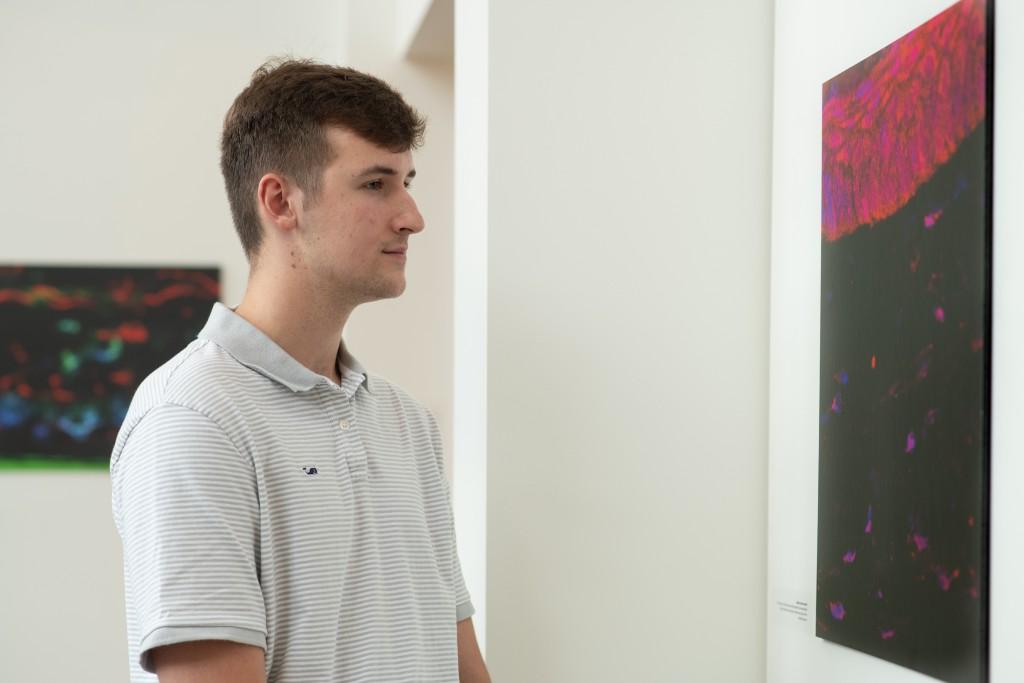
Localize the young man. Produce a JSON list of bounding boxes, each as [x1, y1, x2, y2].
[[110, 59, 490, 683]]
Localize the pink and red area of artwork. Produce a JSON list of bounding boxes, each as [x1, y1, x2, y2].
[[821, 0, 987, 242]]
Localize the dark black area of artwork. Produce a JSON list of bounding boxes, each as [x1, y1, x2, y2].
[[816, 122, 989, 683], [0, 266, 219, 466]]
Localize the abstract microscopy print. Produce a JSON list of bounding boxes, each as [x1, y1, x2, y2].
[[817, 1, 991, 682], [0, 266, 219, 468]]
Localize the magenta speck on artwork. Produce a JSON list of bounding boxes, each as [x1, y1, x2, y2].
[[905, 431, 916, 453], [924, 208, 944, 228]]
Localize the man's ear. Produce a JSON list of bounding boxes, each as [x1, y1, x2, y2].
[[256, 172, 302, 234]]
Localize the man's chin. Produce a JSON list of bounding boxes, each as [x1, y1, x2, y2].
[[362, 281, 407, 302]]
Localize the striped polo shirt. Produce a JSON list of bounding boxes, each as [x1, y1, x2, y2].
[[110, 302, 474, 683]]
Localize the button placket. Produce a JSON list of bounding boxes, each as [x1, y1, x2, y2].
[[335, 396, 368, 482]]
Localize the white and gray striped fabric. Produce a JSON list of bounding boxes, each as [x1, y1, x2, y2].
[[110, 302, 473, 682]]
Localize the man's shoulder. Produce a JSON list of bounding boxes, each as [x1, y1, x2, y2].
[[110, 339, 253, 468], [367, 372, 436, 422], [364, 373, 445, 464], [130, 338, 246, 408]]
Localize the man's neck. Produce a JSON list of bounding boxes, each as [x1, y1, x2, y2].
[[234, 268, 355, 385]]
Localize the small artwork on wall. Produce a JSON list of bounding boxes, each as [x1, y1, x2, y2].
[[0, 265, 220, 469], [816, 1, 992, 682]]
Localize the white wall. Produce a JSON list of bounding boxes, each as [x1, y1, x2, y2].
[[485, 1, 775, 681], [767, 1, 1023, 681], [0, 2, 348, 680]]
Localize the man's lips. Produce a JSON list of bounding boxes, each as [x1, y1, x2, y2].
[[382, 247, 407, 254]]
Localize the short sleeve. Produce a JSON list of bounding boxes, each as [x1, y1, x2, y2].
[[453, 541, 476, 622], [426, 411, 476, 622], [111, 403, 266, 673]]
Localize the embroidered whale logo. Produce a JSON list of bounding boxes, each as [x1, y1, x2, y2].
[[302, 467, 319, 475]]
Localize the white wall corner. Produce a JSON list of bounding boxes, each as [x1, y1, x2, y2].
[[396, 0, 453, 62]]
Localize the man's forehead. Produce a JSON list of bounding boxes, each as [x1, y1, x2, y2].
[[325, 127, 414, 171]]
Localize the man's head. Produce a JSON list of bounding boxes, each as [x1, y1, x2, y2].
[[220, 59, 426, 268]]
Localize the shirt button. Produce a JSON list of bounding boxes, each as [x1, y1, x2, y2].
[[339, 419, 352, 430]]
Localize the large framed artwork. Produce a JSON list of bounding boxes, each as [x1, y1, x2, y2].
[[0, 265, 219, 469], [815, 1, 993, 682]]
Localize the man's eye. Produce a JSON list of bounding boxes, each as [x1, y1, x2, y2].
[[366, 180, 383, 190], [404, 181, 413, 190]]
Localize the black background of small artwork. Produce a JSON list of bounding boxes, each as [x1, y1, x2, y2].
[[816, 117, 990, 682]]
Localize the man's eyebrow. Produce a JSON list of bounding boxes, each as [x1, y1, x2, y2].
[[354, 165, 417, 179]]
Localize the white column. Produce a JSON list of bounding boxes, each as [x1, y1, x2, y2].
[[452, 0, 489, 654]]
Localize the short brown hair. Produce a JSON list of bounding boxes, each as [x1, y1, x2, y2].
[[220, 58, 426, 262]]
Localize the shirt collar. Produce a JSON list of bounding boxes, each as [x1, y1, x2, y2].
[[197, 302, 374, 394]]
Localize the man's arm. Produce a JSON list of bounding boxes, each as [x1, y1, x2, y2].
[[457, 617, 491, 683], [151, 640, 266, 683]]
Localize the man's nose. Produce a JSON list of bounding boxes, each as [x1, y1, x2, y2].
[[397, 194, 425, 234]]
